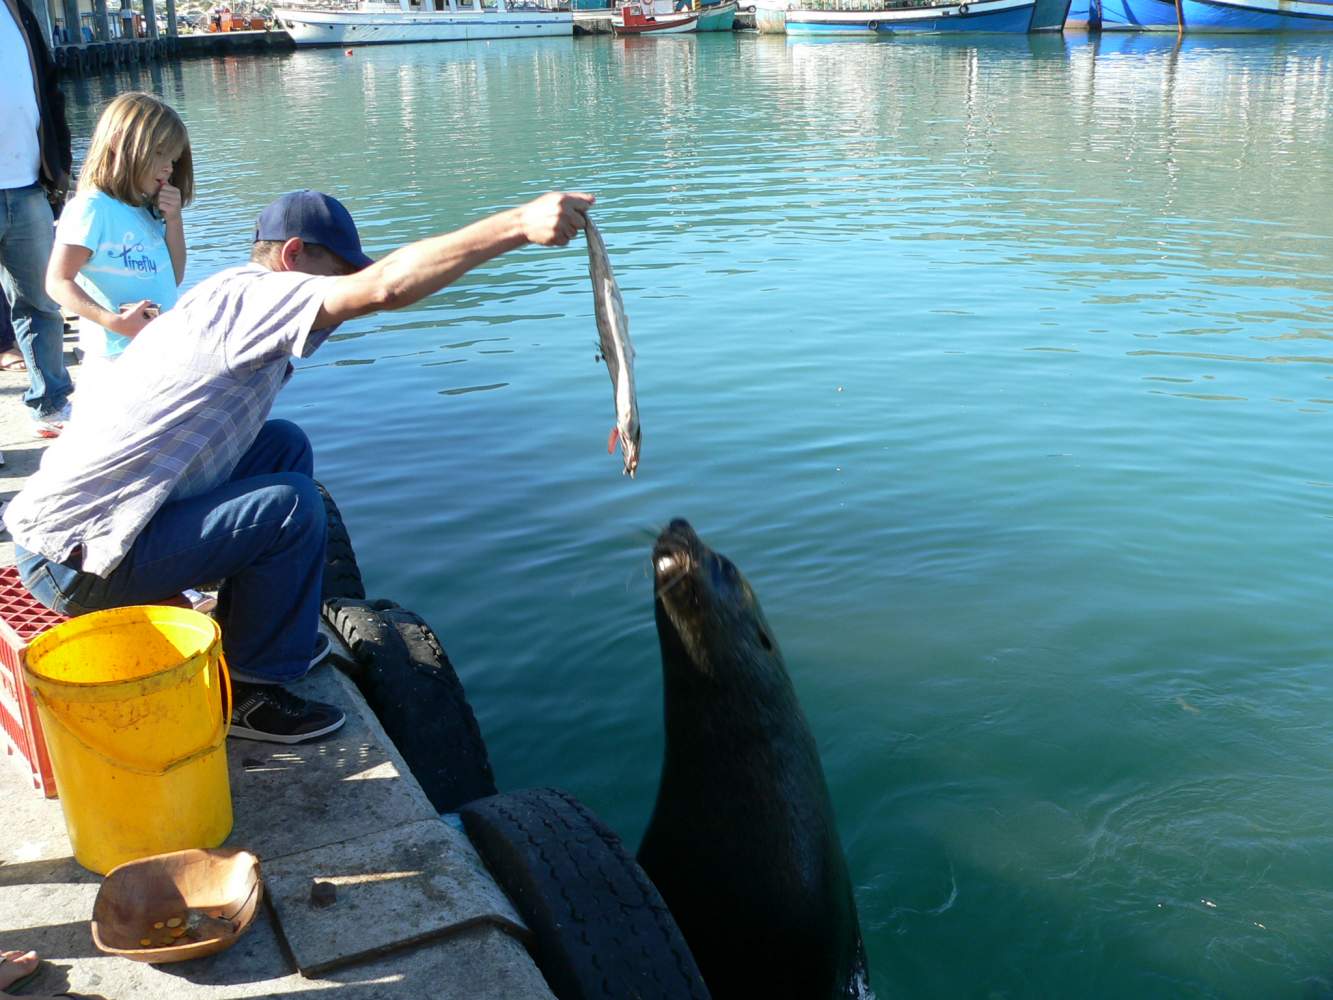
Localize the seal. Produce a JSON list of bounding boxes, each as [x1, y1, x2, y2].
[[637, 519, 872, 1000]]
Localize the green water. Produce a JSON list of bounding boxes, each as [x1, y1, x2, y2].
[[68, 31, 1333, 998]]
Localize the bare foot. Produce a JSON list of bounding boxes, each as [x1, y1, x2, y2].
[[0, 949, 39, 990]]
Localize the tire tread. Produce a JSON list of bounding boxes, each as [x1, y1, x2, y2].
[[460, 788, 711, 1000]]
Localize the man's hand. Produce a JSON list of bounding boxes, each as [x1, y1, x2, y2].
[[109, 300, 158, 337], [156, 182, 183, 222], [519, 192, 595, 247]]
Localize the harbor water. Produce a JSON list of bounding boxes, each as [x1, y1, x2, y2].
[[65, 32, 1333, 998]]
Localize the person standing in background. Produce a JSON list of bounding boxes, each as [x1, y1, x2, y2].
[[0, 0, 75, 438]]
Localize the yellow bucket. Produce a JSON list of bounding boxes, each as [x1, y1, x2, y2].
[[24, 606, 233, 875]]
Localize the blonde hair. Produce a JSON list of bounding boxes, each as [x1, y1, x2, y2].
[[79, 92, 194, 209]]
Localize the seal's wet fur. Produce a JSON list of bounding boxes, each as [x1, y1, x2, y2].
[[639, 519, 869, 1000]]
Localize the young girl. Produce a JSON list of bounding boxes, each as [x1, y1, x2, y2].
[[45, 91, 193, 404]]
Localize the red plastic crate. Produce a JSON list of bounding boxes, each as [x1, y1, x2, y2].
[[0, 564, 68, 798]]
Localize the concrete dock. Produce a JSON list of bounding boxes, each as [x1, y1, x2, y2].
[[0, 337, 556, 999]]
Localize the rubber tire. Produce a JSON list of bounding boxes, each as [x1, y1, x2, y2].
[[325, 597, 498, 812], [317, 481, 366, 602], [322, 596, 397, 676], [460, 788, 711, 1000]]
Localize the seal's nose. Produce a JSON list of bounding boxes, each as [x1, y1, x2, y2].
[[654, 519, 699, 583], [653, 539, 689, 581]]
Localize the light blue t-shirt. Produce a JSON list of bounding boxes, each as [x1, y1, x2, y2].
[[56, 189, 179, 360]]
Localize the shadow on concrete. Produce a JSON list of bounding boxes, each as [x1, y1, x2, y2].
[[0, 856, 100, 889], [0, 921, 102, 961], [0, 955, 89, 997], [166, 921, 535, 999], [1, 443, 50, 478]]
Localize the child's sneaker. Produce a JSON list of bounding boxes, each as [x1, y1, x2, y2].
[[31, 401, 72, 439]]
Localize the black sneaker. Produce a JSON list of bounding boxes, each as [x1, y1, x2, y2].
[[229, 682, 346, 744]]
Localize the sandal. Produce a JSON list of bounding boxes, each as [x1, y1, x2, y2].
[[0, 949, 41, 992], [0, 350, 26, 372]]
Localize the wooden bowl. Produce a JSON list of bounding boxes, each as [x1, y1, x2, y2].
[[92, 848, 263, 963]]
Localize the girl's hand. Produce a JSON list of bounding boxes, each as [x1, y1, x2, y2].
[[156, 182, 183, 222], [110, 300, 158, 337]]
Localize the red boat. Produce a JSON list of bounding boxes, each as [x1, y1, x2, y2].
[[612, 0, 700, 33]]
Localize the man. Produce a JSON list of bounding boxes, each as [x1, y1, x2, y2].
[[6, 187, 594, 743], [0, 0, 75, 438]]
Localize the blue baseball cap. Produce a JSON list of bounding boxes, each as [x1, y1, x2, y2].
[[253, 190, 374, 270]]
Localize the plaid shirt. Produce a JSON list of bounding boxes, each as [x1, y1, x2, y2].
[[5, 265, 338, 576]]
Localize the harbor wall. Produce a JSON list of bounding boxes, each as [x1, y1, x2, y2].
[[54, 28, 294, 74]]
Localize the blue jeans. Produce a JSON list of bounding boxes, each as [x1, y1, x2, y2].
[[0, 184, 73, 417], [16, 420, 327, 685]]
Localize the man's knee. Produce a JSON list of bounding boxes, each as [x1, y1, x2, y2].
[[255, 419, 315, 477], [265, 419, 312, 455], [276, 473, 326, 536]]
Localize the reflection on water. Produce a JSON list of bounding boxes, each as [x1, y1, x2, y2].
[[65, 33, 1333, 999]]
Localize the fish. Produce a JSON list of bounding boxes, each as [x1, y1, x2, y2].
[[585, 218, 641, 478]]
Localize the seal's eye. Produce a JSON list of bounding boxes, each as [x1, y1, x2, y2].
[[757, 628, 773, 652]]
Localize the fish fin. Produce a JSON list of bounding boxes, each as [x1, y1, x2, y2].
[[608, 426, 620, 454]]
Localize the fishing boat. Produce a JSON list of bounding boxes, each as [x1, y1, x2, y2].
[[778, 0, 1061, 34], [1176, 0, 1333, 30], [612, 0, 700, 32], [1096, 0, 1178, 28], [697, 0, 740, 28], [272, 0, 573, 46]]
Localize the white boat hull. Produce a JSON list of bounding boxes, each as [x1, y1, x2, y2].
[[273, 6, 574, 45], [781, 0, 1036, 32]]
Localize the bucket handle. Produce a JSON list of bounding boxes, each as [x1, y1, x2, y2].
[[30, 652, 232, 778]]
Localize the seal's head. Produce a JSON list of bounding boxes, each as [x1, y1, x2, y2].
[[652, 518, 781, 686]]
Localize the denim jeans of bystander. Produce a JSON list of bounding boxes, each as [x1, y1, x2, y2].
[[16, 420, 327, 685], [0, 184, 73, 417]]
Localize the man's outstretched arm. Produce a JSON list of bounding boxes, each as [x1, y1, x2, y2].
[[315, 191, 594, 328]]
